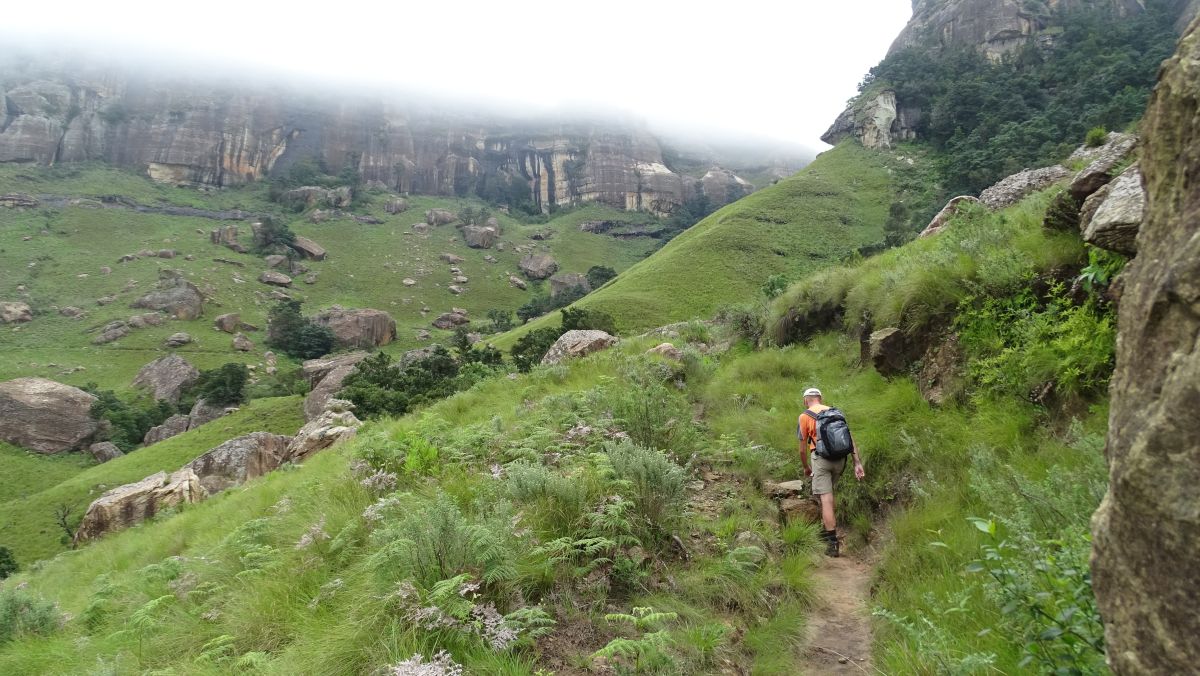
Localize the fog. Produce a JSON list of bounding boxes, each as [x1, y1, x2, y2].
[[2, 0, 912, 152]]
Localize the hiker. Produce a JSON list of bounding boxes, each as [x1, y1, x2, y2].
[[798, 387, 865, 557]]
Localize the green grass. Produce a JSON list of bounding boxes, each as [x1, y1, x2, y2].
[[0, 396, 303, 565], [0, 443, 93, 504], [494, 142, 902, 347]]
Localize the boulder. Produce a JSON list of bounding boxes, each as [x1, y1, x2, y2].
[[440, 253, 465, 264], [0, 378, 98, 453], [209, 225, 240, 248], [184, 432, 293, 494], [311, 306, 396, 348], [432, 311, 470, 330], [541, 330, 618, 365], [214, 312, 241, 333], [869, 327, 909, 376], [919, 196, 980, 238], [232, 332, 254, 351], [156, 249, 177, 259], [301, 351, 370, 387], [0, 301, 33, 324], [425, 208, 456, 226], [402, 278, 417, 287], [280, 186, 350, 209], [132, 354, 199, 404], [550, 272, 591, 298], [264, 254, 288, 269], [646, 343, 684, 361], [59, 306, 84, 318], [92, 321, 130, 345], [453, 275, 469, 284], [143, 414, 190, 446], [131, 270, 204, 320], [290, 236, 327, 261], [978, 165, 1072, 210], [88, 441, 124, 463], [462, 225, 498, 249], [73, 469, 205, 544], [385, 197, 409, 214], [187, 398, 233, 430], [1090, 28, 1200, 675], [509, 275, 528, 290], [304, 363, 358, 421], [1069, 134, 1139, 201], [127, 313, 164, 329], [286, 399, 362, 463], [1080, 163, 1145, 256], [412, 223, 430, 235], [519, 254, 559, 280], [448, 285, 464, 295], [258, 270, 293, 287], [165, 332, 192, 347]]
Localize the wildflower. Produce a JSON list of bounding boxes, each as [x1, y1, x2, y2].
[[294, 516, 329, 550], [387, 650, 464, 676]]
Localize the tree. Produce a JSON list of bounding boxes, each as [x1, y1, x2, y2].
[[192, 363, 248, 407], [487, 309, 515, 333], [511, 327, 563, 372], [587, 265, 617, 289], [84, 386, 174, 452], [0, 546, 17, 580], [266, 300, 335, 359], [341, 347, 462, 419], [251, 216, 295, 254], [561, 306, 617, 335]]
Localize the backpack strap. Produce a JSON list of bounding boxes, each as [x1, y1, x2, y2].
[[801, 410, 819, 420], [801, 409, 821, 446]]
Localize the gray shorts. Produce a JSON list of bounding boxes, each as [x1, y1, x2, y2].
[[811, 452, 846, 495]]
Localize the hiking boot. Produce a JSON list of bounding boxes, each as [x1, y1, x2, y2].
[[823, 529, 840, 558]]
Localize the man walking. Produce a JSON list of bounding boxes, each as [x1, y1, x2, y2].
[[798, 387, 865, 557]]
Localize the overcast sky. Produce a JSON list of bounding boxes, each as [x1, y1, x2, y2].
[[3, 0, 912, 149]]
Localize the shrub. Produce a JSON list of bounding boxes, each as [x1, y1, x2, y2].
[[1085, 126, 1109, 148], [587, 265, 618, 289], [486, 309, 515, 333], [604, 441, 688, 540], [0, 546, 16, 580], [85, 387, 175, 452], [761, 274, 789, 300], [0, 587, 60, 646], [603, 373, 697, 454], [190, 363, 249, 407], [560, 306, 617, 335], [341, 348, 461, 419], [511, 327, 563, 372], [265, 300, 335, 360], [357, 429, 440, 478], [250, 216, 295, 254]]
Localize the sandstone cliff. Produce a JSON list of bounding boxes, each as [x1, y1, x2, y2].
[[0, 60, 778, 216]]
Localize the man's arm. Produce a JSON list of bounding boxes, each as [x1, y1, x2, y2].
[[799, 416, 812, 476], [852, 443, 865, 480]]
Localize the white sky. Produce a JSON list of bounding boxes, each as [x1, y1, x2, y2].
[[2, 0, 913, 149]]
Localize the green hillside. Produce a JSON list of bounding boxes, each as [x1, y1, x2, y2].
[[496, 142, 911, 346]]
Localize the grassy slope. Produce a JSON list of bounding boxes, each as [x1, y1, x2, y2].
[[0, 396, 303, 564], [0, 443, 92, 505], [494, 142, 898, 347], [0, 164, 655, 392]]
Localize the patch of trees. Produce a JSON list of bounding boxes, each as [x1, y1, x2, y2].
[[862, 6, 1178, 195], [265, 300, 336, 360], [517, 286, 587, 324], [340, 347, 462, 419], [267, 157, 363, 207], [587, 265, 617, 289], [190, 363, 249, 407], [84, 385, 174, 452]]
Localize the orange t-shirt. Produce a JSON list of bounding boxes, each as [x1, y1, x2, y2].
[[797, 405, 829, 451]]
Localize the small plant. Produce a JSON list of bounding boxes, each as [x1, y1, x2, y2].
[[53, 503, 76, 544], [1085, 126, 1108, 148], [0, 546, 16, 580], [761, 274, 789, 300], [593, 606, 679, 671], [0, 586, 61, 646], [1077, 246, 1126, 293]]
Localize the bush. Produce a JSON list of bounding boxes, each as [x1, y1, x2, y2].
[[84, 386, 174, 452], [761, 274, 789, 300], [341, 348, 460, 419], [357, 429, 441, 478], [0, 546, 16, 580], [265, 300, 335, 360], [250, 216, 295, 254], [517, 286, 587, 324], [0, 587, 60, 646], [1085, 126, 1109, 148], [604, 441, 688, 541], [191, 363, 249, 407], [487, 309, 515, 333], [560, 307, 617, 335], [604, 373, 697, 454], [511, 327, 563, 372], [587, 265, 618, 289]]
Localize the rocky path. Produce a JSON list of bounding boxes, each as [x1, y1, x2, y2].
[[796, 552, 878, 674]]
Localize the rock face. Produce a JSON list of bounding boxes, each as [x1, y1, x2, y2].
[[549, 272, 591, 298], [692, 167, 754, 208], [0, 301, 33, 324], [1080, 164, 1145, 256], [311, 306, 396, 348], [919, 195, 980, 237], [869, 327, 910, 377], [1090, 24, 1200, 675], [130, 270, 204, 320], [290, 236, 327, 261], [822, 90, 920, 149], [0, 378, 99, 454], [302, 352, 369, 421], [184, 432, 293, 494], [73, 469, 205, 544], [88, 441, 124, 463], [143, 414, 190, 446], [519, 254, 559, 280], [462, 225, 498, 249], [978, 165, 1072, 210], [541, 330, 619, 365], [131, 354, 199, 404], [1069, 133, 1139, 201], [286, 399, 362, 463]]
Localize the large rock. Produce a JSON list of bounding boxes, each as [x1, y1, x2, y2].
[[0, 378, 99, 454], [1069, 133, 1139, 201], [214, 312, 241, 333], [165, 332, 192, 347], [130, 269, 204, 320], [132, 354, 199, 404], [462, 225, 498, 249], [385, 197, 409, 214], [549, 272, 591, 298], [432, 311, 470, 330], [143, 414, 190, 446], [259, 270, 293, 287], [978, 165, 1072, 210], [301, 351, 369, 387], [869, 327, 910, 377], [91, 321, 130, 345], [509, 275, 528, 290], [88, 441, 124, 463], [1080, 163, 1145, 256], [187, 398, 233, 430], [184, 432, 293, 494], [821, 90, 918, 149], [919, 196, 980, 238], [311, 306, 396, 349], [1090, 25, 1200, 675], [290, 236, 327, 261], [519, 254, 559, 280], [232, 333, 254, 351], [286, 399, 362, 463], [541, 330, 618, 365], [73, 469, 205, 544], [0, 301, 33, 324], [304, 364, 359, 421], [440, 252, 465, 264], [425, 208, 456, 226]]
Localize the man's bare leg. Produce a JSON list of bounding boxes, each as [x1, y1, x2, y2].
[[820, 492, 836, 531]]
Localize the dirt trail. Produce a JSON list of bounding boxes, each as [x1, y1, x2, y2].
[[796, 554, 878, 674]]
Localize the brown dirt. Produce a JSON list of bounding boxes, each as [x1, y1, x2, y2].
[[796, 554, 878, 674]]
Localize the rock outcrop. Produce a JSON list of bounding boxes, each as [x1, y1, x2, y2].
[[131, 354, 199, 404], [286, 399, 362, 463], [143, 414, 191, 446], [184, 432, 293, 494], [1080, 163, 1145, 256], [311, 306, 396, 349], [868, 327, 910, 376], [541, 330, 618, 365], [425, 208, 457, 226], [88, 441, 124, 463], [290, 236, 327, 261], [0, 378, 99, 454], [978, 165, 1072, 210], [91, 321, 130, 345], [1090, 23, 1200, 674], [214, 312, 241, 333], [187, 398, 234, 429], [0, 301, 33, 324], [302, 352, 369, 421], [822, 90, 919, 149], [1069, 133, 1139, 201], [432, 310, 470, 330], [462, 225, 499, 249], [73, 469, 205, 544], [519, 254, 559, 280], [258, 270, 293, 287], [919, 196, 980, 238], [130, 270, 204, 320], [549, 272, 591, 298]]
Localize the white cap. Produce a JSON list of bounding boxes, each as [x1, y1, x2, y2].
[[803, 387, 822, 398]]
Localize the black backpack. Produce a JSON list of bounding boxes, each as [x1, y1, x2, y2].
[[803, 408, 855, 461]]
